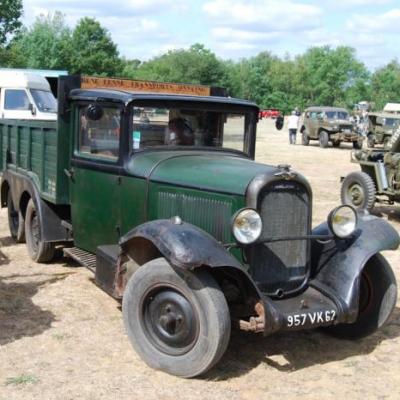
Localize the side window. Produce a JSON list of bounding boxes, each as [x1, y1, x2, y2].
[[77, 106, 121, 161], [310, 112, 317, 119], [4, 89, 30, 110]]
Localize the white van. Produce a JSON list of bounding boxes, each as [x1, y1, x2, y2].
[[0, 71, 57, 120]]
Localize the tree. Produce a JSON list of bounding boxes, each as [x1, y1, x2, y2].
[[131, 44, 228, 87], [69, 17, 120, 76], [0, 0, 23, 45], [10, 12, 71, 70], [371, 60, 400, 110]]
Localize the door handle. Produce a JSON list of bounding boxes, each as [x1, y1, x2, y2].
[[64, 168, 74, 179]]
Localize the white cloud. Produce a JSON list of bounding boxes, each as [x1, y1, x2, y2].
[[346, 8, 400, 33], [212, 27, 281, 44], [203, 0, 322, 31]]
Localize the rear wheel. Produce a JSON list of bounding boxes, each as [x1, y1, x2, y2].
[[319, 131, 329, 148], [302, 129, 310, 146], [7, 191, 25, 243], [326, 254, 397, 339], [122, 258, 231, 377], [341, 171, 376, 211], [25, 199, 55, 263]]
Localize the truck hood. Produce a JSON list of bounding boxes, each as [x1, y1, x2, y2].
[[126, 150, 279, 195]]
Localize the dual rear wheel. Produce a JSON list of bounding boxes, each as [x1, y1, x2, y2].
[[7, 193, 54, 262]]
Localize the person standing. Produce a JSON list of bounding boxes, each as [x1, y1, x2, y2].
[[287, 110, 300, 144]]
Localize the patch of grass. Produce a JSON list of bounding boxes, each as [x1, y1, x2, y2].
[[5, 374, 39, 386], [52, 333, 71, 341]]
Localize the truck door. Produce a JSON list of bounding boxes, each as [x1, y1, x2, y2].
[[69, 103, 122, 254], [1, 88, 34, 119]]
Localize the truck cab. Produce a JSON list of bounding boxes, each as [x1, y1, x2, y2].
[[0, 70, 57, 120]]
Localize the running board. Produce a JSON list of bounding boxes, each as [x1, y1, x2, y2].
[[63, 247, 97, 272]]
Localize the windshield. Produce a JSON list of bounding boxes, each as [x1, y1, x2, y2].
[[325, 111, 349, 120], [384, 118, 400, 127], [30, 89, 57, 113], [130, 103, 255, 155]]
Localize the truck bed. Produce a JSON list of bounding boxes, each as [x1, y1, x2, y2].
[[0, 119, 69, 204]]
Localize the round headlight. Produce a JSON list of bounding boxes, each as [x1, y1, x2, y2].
[[329, 205, 357, 238], [232, 209, 262, 244]]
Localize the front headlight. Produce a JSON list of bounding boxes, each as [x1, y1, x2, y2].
[[328, 205, 357, 238], [232, 208, 262, 244]]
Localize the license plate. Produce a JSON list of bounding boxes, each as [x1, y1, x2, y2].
[[286, 310, 336, 328]]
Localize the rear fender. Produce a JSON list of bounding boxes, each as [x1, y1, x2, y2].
[[310, 213, 399, 323]]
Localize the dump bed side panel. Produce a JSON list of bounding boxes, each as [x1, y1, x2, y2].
[[0, 119, 69, 204]]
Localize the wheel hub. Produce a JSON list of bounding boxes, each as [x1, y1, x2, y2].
[[142, 288, 199, 356], [348, 184, 364, 206]]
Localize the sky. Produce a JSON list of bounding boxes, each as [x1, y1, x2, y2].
[[22, 0, 400, 70]]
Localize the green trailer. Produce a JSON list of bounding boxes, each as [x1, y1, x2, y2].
[[1, 75, 399, 378]]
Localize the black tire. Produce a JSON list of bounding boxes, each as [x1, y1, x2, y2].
[[326, 254, 397, 339], [7, 191, 25, 243], [302, 130, 310, 146], [25, 199, 55, 263], [332, 140, 341, 148], [367, 134, 375, 148], [319, 130, 329, 148], [353, 139, 363, 149], [122, 258, 231, 377], [341, 171, 376, 211]]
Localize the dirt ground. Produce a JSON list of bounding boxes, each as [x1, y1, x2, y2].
[[1, 119, 400, 399]]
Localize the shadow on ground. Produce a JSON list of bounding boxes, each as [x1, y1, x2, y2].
[[0, 236, 18, 249], [0, 249, 9, 266], [205, 306, 400, 381], [0, 272, 72, 346]]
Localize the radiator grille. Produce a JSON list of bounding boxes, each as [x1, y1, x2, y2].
[[157, 192, 232, 243], [247, 180, 310, 295]]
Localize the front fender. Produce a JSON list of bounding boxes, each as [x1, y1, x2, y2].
[[119, 218, 243, 270], [310, 213, 399, 323]]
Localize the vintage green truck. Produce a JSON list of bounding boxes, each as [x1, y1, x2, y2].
[[1, 75, 399, 377]]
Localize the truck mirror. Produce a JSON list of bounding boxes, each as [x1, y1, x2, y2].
[[86, 103, 104, 121], [28, 103, 36, 116]]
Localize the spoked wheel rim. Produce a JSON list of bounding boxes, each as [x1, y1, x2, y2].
[[141, 285, 199, 356], [348, 183, 365, 207]]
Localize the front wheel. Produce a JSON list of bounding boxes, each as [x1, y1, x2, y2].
[[341, 171, 376, 211], [25, 199, 55, 263], [319, 131, 329, 148], [122, 258, 231, 377], [326, 254, 397, 339]]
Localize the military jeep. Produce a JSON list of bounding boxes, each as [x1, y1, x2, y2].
[[1, 76, 399, 378], [342, 128, 400, 211], [300, 106, 363, 149], [367, 112, 400, 149]]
